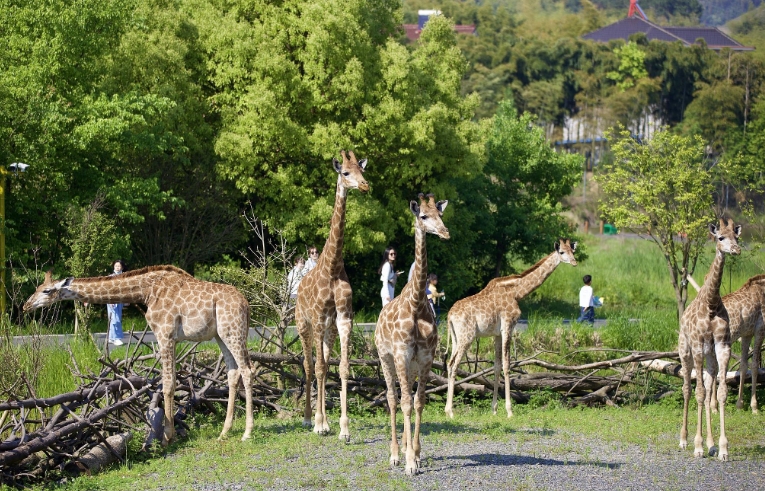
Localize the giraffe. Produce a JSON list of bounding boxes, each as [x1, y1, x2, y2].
[[375, 193, 450, 476], [444, 239, 578, 419], [707, 275, 765, 414], [295, 150, 368, 442], [23, 266, 253, 444], [678, 219, 741, 461]]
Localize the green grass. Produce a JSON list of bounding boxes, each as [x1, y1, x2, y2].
[[18, 395, 764, 490]]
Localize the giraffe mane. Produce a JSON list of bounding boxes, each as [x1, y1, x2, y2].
[[742, 274, 765, 289], [73, 265, 192, 283]]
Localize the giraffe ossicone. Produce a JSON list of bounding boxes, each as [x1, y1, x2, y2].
[[295, 150, 368, 442], [444, 239, 578, 419], [678, 218, 741, 462], [375, 193, 450, 476], [23, 265, 254, 444]]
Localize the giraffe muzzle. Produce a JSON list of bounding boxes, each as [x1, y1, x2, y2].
[[358, 181, 369, 192]]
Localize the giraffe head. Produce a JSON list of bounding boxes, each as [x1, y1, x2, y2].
[[333, 150, 369, 192], [23, 271, 75, 312], [410, 193, 450, 239], [709, 218, 741, 256], [554, 238, 578, 266]]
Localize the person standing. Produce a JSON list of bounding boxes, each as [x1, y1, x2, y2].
[[107, 259, 127, 346], [426, 273, 445, 319], [378, 247, 402, 308], [577, 274, 595, 324], [287, 256, 306, 300], [305, 245, 319, 273]]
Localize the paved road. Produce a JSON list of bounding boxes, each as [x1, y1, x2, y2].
[[12, 318, 612, 349]]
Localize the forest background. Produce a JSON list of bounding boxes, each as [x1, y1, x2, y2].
[[4, 0, 765, 320]]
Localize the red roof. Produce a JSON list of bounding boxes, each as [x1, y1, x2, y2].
[[402, 23, 476, 42]]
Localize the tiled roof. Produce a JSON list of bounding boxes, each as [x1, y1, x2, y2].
[[401, 23, 476, 42], [582, 16, 753, 51]]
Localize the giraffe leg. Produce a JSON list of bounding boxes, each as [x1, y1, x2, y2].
[[501, 322, 514, 418], [444, 322, 472, 419], [738, 336, 751, 410], [493, 335, 502, 416], [337, 315, 352, 443], [693, 352, 705, 458], [313, 327, 334, 435], [679, 335, 692, 450], [703, 352, 716, 453], [715, 340, 731, 461], [380, 353, 400, 467], [412, 365, 430, 470], [751, 327, 763, 414], [216, 328, 254, 441], [297, 317, 314, 428], [158, 338, 177, 445], [395, 360, 417, 476]]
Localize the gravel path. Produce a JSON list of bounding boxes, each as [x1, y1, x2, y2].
[[187, 423, 764, 491]]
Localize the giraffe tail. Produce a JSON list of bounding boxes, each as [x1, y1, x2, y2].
[[447, 316, 456, 364]]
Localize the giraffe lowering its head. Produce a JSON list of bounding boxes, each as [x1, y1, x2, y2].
[[679, 218, 740, 461], [295, 150, 368, 442], [375, 193, 449, 476], [24, 266, 254, 445]]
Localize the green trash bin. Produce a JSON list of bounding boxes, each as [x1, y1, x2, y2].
[[604, 223, 617, 235]]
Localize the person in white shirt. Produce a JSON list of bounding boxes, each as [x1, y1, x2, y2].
[[378, 247, 402, 308], [304, 246, 319, 272], [287, 256, 306, 300], [577, 274, 595, 324]]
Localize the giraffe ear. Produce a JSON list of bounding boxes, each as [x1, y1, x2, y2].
[[709, 223, 718, 236], [358, 158, 367, 171], [333, 157, 342, 173], [734, 224, 742, 238], [409, 200, 420, 216], [54, 277, 73, 290], [436, 200, 448, 214], [571, 241, 578, 252], [554, 241, 560, 252]]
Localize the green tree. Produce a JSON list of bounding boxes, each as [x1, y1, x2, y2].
[[596, 127, 715, 317], [473, 100, 582, 277], [607, 42, 649, 91]]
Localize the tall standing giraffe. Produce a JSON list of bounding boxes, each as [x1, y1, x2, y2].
[[679, 219, 741, 461], [23, 266, 253, 444], [295, 150, 368, 441], [444, 239, 578, 419], [375, 193, 450, 476]]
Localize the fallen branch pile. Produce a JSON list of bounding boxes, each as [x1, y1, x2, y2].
[[7, 331, 760, 486]]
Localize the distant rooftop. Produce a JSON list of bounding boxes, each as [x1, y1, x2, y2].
[[402, 9, 476, 42], [582, 16, 753, 51]]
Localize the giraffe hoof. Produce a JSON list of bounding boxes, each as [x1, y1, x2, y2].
[[241, 433, 251, 442], [405, 464, 418, 476], [390, 456, 400, 467], [339, 433, 350, 444], [302, 418, 312, 428], [718, 452, 729, 462], [694, 449, 704, 458], [679, 441, 687, 450]]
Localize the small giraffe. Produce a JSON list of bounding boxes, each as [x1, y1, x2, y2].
[[295, 150, 368, 441], [375, 193, 450, 476], [708, 275, 765, 414], [23, 266, 253, 444], [444, 240, 577, 419], [679, 219, 741, 461]]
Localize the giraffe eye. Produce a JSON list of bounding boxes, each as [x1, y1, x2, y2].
[[421, 215, 428, 220], [342, 172, 350, 177], [43, 288, 52, 294], [718, 237, 724, 241]]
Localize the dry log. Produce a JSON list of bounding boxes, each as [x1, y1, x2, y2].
[[71, 432, 131, 473], [0, 377, 148, 411], [640, 359, 765, 385]]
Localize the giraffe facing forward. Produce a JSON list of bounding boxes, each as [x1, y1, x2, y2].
[[295, 150, 368, 442], [375, 193, 450, 476], [679, 219, 741, 461], [445, 239, 577, 419], [23, 266, 253, 444]]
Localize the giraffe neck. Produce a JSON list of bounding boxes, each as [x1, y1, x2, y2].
[[513, 252, 561, 300], [408, 225, 428, 306], [700, 248, 726, 312], [319, 175, 347, 274], [65, 275, 150, 304]]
